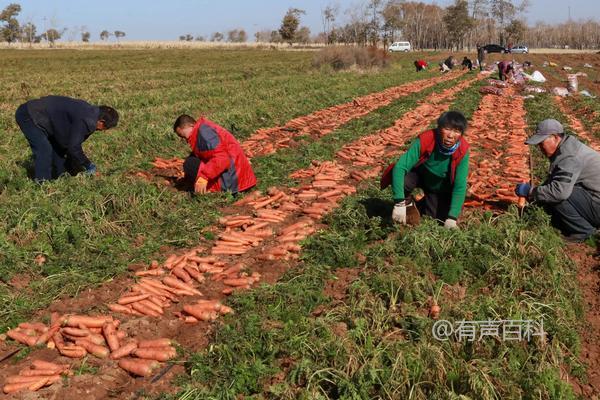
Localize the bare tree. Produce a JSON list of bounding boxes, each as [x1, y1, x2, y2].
[[322, 3, 339, 44], [210, 32, 224, 42], [114, 30, 126, 43], [100, 30, 110, 41]]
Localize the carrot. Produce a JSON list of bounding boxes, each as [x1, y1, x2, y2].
[[118, 358, 161, 377], [103, 322, 120, 352], [139, 299, 164, 315], [63, 315, 112, 328], [162, 276, 202, 295], [19, 368, 61, 377], [110, 341, 138, 359], [7, 329, 38, 346], [52, 332, 65, 349], [27, 377, 50, 391], [35, 324, 60, 346], [223, 277, 254, 287], [58, 345, 87, 358], [4, 381, 35, 394], [6, 374, 60, 384], [183, 265, 205, 283], [31, 360, 68, 372], [133, 346, 176, 362], [138, 338, 172, 348], [76, 339, 110, 358], [183, 305, 219, 321], [118, 293, 151, 305], [172, 266, 193, 283], [108, 303, 134, 314], [61, 327, 89, 337], [131, 302, 161, 317], [134, 269, 165, 277], [18, 322, 47, 332]]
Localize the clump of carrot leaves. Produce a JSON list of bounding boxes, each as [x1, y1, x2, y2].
[[177, 184, 583, 400]]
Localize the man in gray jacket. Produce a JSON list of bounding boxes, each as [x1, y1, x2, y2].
[[515, 119, 600, 242]]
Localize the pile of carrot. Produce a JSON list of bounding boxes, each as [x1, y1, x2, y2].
[[3, 360, 71, 394], [151, 157, 184, 170], [463, 86, 531, 207], [555, 97, 600, 152]]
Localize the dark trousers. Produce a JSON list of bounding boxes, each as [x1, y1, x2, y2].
[[405, 170, 451, 221], [544, 186, 600, 240], [183, 154, 202, 185], [15, 104, 68, 181]]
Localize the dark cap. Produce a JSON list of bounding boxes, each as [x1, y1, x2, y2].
[[525, 119, 564, 145]]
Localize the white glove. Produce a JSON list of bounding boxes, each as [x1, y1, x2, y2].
[[444, 218, 458, 229], [392, 201, 407, 224]]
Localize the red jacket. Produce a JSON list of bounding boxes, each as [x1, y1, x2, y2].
[[380, 129, 469, 189], [186, 118, 257, 193]]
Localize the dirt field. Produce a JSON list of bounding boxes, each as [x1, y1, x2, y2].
[[1, 49, 600, 399]]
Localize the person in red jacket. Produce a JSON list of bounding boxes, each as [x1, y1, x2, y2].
[[173, 114, 257, 194], [414, 59, 428, 72]]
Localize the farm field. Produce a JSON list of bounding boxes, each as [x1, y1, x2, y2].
[[0, 48, 599, 399]]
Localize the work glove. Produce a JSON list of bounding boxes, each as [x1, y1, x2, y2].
[[85, 163, 97, 176], [194, 177, 208, 194], [515, 183, 532, 198], [392, 200, 407, 224], [444, 218, 458, 229]]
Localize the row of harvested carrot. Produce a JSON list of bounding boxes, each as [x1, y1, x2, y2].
[[241, 71, 465, 158], [4, 314, 178, 393]]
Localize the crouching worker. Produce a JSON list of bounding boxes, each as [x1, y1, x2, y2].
[[173, 114, 256, 194], [414, 59, 428, 72], [515, 119, 600, 242], [15, 96, 119, 182], [381, 111, 470, 229]]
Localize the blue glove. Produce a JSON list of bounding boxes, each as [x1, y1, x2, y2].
[[85, 163, 97, 176], [515, 183, 531, 197]]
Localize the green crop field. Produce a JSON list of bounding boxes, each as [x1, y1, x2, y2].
[[0, 48, 596, 399]]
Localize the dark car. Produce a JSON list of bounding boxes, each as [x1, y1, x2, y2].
[[482, 44, 508, 53]]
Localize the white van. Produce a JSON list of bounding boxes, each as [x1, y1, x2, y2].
[[388, 41, 411, 52]]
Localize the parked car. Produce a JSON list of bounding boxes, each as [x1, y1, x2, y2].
[[482, 44, 507, 53], [510, 45, 529, 54], [388, 41, 411, 52]]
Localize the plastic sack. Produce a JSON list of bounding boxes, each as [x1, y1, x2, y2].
[[552, 87, 569, 97], [563, 66, 573, 71], [580, 90, 596, 98], [526, 71, 546, 82], [487, 79, 508, 88], [567, 75, 579, 93], [584, 63, 593, 68], [524, 86, 546, 93]]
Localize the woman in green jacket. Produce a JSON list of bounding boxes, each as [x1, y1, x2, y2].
[[390, 111, 470, 229]]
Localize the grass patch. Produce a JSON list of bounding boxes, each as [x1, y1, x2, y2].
[[176, 184, 583, 399]]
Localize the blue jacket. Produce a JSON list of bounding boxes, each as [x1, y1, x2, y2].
[[26, 96, 99, 167]]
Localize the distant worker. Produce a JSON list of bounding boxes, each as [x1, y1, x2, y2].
[[476, 44, 485, 71], [461, 57, 473, 71], [15, 95, 119, 182], [515, 119, 600, 242], [382, 111, 470, 229], [497, 60, 514, 81], [444, 56, 456, 70], [173, 115, 256, 194], [414, 59, 428, 72]]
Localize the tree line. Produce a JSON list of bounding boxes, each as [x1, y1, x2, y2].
[[0, 3, 126, 45], [3, 1, 599, 49]]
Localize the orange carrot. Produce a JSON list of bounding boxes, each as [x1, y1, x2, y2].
[[108, 303, 134, 314], [183, 265, 205, 283], [31, 360, 68, 372], [183, 305, 219, 321], [223, 277, 254, 287], [118, 293, 151, 305], [138, 338, 172, 348], [63, 315, 112, 328], [172, 266, 193, 283], [58, 345, 87, 358], [7, 329, 38, 346], [61, 327, 89, 337], [162, 276, 202, 295], [19, 369, 61, 377], [103, 322, 120, 352], [118, 358, 161, 377], [6, 374, 60, 384], [133, 346, 176, 362], [139, 299, 164, 315], [4, 381, 36, 394], [110, 341, 138, 359], [134, 269, 165, 277], [18, 322, 47, 332], [76, 339, 110, 358], [27, 377, 49, 391], [35, 324, 60, 345], [131, 302, 161, 317]]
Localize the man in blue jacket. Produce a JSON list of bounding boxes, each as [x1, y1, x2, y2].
[[15, 96, 119, 182]]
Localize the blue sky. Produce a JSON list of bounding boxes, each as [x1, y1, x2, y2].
[[3, 0, 599, 41]]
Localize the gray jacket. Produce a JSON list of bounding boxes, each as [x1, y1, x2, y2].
[[533, 134, 600, 203]]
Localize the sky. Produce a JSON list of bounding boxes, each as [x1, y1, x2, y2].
[[2, 0, 599, 42]]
